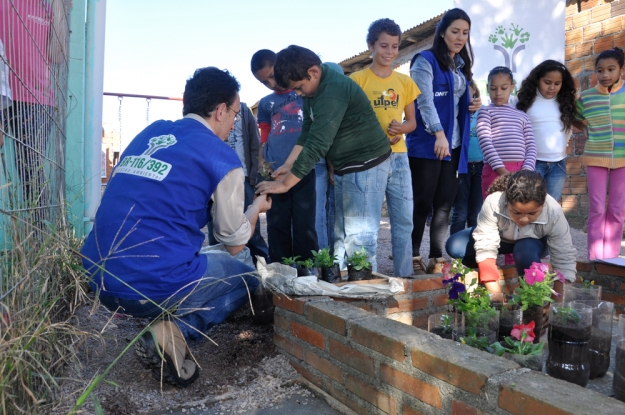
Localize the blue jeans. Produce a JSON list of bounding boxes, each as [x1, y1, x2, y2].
[[98, 253, 259, 341], [207, 178, 269, 263], [445, 227, 548, 277], [315, 160, 335, 251], [334, 158, 390, 271], [450, 161, 484, 235], [534, 159, 567, 203], [386, 153, 414, 277]]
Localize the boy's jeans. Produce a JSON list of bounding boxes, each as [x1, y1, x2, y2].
[[450, 161, 484, 235], [534, 159, 567, 203], [334, 158, 390, 271], [98, 253, 258, 341], [314, 159, 335, 251], [385, 153, 414, 277]]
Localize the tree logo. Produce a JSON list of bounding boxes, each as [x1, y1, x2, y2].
[[488, 23, 530, 72]]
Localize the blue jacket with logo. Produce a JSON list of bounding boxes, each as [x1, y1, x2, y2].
[[81, 117, 242, 301], [405, 50, 471, 174]]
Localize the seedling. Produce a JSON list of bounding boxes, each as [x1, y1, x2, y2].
[[346, 247, 371, 271]]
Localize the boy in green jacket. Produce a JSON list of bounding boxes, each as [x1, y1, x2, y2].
[[256, 45, 391, 271]]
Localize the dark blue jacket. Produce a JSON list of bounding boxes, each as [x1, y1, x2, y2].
[[406, 50, 471, 174]]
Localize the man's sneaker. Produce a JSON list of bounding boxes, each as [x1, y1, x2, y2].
[[427, 257, 447, 274], [412, 256, 427, 275], [135, 320, 199, 387]]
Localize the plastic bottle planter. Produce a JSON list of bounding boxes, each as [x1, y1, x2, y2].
[[428, 311, 462, 340], [503, 352, 543, 371], [320, 264, 341, 283], [613, 314, 625, 402], [347, 264, 372, 281], [453, 327, 497, 352], [563, 283, 602, 303], [499, 306, 523, 343], [571, 300, 614, 379], [250, 284, 275, 325], [522, 303, 546, 344], [546, 302, 593, 387], [463, 309, 500, 340]]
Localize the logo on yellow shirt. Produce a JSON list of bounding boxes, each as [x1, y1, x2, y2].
[[373, 89, 399, 110]]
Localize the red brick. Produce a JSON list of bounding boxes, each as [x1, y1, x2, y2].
[[594, 35, 614, 53], [329, 338, 375, 376], [290, 360, 323, 388], [412, 349, 489, 394], [291, 321, 325, 349], [452, 400, 485, 415], [389, 314, 413, 325], [581, 0, 598, 11], [412, 314, 429, 329], [323, 380, 365, 415], [595, 262, 625, 277], [357, 304, 373, 312], [573, 10, 591, 28], [619, 283, 625, 291], [565, 15, 574, 30], [304, 350, 343, 383], [578, 40, 594, 57], [602, 16, 623, 35], [273, 293, 305, 314], [273, 333, 303, 360], [567, 58, 583, 75], [402, 405, 426, 415], [566, 3, 577, 16], [583, 56, 597, 71], [306, 304, 347, 335], [565, 44, 575, 60], [613, 2, 625, 17], [583, 22, 602, 40], [345, 375, 398, 415], [615, 31, 625, 48], [381, 365, 443, 409], [387, 297, 428, 313], [499, 384, 570, 415], [351, 324, 407, 361], [591, 3, 612, 22], [602, 292, 625, 306], [611, 281, 617, 290], [274, 313, 289, 331], [432, 293, 449, 307], [411, 277, 444, 292], [565, 28, 583, 45]]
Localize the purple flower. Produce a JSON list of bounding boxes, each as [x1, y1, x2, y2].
[[448, 281, 466, 299], [554, 270, 565, 284], [443, 273, 462, 286], [530, 262, 550, 273]]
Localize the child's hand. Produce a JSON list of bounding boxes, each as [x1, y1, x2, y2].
[[469, 97, 482, 112], [271, 164, 290, 181], [389, 135, 401, 145], [388, 119, 403, 136], [495, 167, 509, 176], [434, 133, 451, 160]]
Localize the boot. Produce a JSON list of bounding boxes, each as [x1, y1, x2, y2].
[[427, 257, 447, 274], [412, 256, 427, 275], [135, 320, 199, 386]]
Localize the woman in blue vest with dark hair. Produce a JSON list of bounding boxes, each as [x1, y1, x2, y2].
[[407, 8, 481, 275]]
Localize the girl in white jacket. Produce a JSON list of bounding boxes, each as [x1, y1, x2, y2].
[[445, 170, 576, 294]]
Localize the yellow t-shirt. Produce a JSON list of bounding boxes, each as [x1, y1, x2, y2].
[[350, 68, 420, 152]]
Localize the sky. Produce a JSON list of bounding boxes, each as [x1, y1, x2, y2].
[[102, 0, 451, 146]]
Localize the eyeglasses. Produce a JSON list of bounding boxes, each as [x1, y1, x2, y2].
[[227, 105, 242, 122]]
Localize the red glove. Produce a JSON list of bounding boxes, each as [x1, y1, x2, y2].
[[478, 258, 500, 283]]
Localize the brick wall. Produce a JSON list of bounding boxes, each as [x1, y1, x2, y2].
[[273, 284, 625, 414], [564, 0, 625, 228], [577, 259, 625, 314]]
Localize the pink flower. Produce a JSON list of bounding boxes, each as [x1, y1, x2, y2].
[[554, 270, 565, 284], [524, 268, 545, 285], [511, 321, 536, 343], [530, 262, 549, 273], [442, 263, 452, 279]]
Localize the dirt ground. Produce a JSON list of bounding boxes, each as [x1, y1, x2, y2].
[[53, 214, 619, 415]]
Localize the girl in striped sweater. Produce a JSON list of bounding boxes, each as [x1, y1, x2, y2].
[[477, 66, 537, 199], [575, 48, 625, 261]]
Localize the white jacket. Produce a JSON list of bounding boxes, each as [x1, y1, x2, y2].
[[473, 192, 577, 282]]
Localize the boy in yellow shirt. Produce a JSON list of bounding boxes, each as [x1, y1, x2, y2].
[[350, 18, 420, 277]]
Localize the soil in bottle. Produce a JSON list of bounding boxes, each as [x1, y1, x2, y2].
[[546, 324, 591, 387]]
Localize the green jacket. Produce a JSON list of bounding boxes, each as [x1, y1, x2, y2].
[[291, 64, 390, 178]]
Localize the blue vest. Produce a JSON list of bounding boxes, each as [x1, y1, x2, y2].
[[406, 50, 471, 174], [81, 117, 242, 301]]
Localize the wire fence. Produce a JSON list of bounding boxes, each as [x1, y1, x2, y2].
[[0, 0, 70, 298]]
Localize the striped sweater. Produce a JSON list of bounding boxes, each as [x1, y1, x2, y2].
[[477, 104, 537, 170], [575, 79, 625, 169]]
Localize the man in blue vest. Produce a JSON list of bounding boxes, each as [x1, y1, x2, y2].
[[81, 67, 271, 387]]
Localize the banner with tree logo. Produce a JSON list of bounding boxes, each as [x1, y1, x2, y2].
[[454, 0, 565, 103]]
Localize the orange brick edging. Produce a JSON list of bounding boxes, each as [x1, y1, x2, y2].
[[272, 285, 625, 414]]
